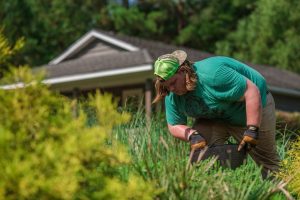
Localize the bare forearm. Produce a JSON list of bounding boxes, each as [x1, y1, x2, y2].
[[244, 79, 262, 127], [167, 124, 196, 141], [246, 96, 262, 127]]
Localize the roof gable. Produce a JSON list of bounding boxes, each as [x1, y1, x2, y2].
[[45, 29, 300, 92], [49, 29, 139, 65]]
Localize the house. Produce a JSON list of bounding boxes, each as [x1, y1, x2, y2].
[[34, 29, 300, 117]]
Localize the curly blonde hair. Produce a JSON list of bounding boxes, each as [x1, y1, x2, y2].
[[152, 60, 197, 104]]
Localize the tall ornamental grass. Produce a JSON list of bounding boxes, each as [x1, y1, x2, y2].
[[113, 110, 295, 200]]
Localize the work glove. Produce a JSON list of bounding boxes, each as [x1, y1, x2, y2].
[[189, 131, 207, 150], [238, 126, 259, 151]]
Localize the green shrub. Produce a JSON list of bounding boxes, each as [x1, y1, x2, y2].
[[280, 136, 300, 197], [0, 27, 24, 75], [0, 67, 156, 199]]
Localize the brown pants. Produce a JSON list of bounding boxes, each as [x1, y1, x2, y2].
[[193, 93, 280, 178]]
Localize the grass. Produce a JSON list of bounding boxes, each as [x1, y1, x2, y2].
[[110, 111, 295, 200]]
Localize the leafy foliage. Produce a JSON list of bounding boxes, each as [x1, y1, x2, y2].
[[0, 0, 107, 66], [0, 68, 156, 199], [175, 0, 256, 52], [0, 28, 24, 76], [1, 0, 300, 73], [216, 0, 300, 73], [99, 4, 167, 39], [280, 136, 300, 197]]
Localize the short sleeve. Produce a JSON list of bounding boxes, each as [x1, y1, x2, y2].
[[209, 65, 247, 101], [165, 94, 187, 125]]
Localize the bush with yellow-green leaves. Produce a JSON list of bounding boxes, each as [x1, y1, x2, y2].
[[0, 67, 156, 200], [0, 27, 24, 75], [280, 136, 300, 197]]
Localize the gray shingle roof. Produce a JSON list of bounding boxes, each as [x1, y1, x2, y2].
[[98, 29, 300, 91], [37, 50, 152, 78], [244, 63, 300, 91], [97, 29, 213, 61], [40, 29, 300, 91]]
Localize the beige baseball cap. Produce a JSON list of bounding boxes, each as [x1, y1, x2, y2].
[[154, 50, 187, 80]]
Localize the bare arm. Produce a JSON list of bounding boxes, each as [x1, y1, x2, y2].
[[167, 79, 262, 141], [167, 124, 196, 141], [239, 79, 262, 127]]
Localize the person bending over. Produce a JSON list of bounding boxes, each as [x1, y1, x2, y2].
[[152, 50, 280, 179]]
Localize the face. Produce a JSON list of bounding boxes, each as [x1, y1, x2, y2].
[[161, 70, 188, 95]]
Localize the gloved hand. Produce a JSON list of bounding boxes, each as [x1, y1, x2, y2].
[[238, 126, 259, 151], [189, 131, 207, 150]]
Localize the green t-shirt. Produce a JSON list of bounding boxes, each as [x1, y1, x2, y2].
[[165, 56, 267, 126]]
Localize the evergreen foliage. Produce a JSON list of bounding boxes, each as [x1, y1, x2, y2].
[[0, 68, 156, 199], [175, 0, 256, 52], [0, 0, 107, 66], [216, 0, 300, 73], [280, 136, 300, 198], [99, 4, 167, 38], [1, 0, 300, 73], [0, 28, 24, 76]]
